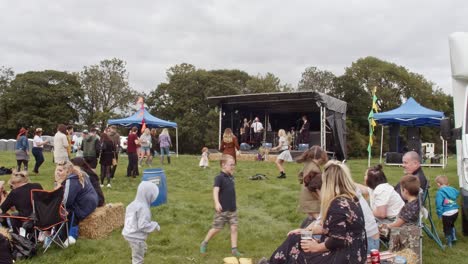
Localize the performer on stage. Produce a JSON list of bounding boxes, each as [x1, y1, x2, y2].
[[299, 115, 310, 144], [240, 118, 251, 143], [289, 127, 297, 150], [251, 117, 264, 148]]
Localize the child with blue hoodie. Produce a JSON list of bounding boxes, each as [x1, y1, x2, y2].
[[122, 181, 160, 264], [435, 175, 460, 247]]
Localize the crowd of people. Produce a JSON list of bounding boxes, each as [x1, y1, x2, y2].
[[0, 123, 175, 263], [198, 147, 459, 264], [0, 121, 461, 263]]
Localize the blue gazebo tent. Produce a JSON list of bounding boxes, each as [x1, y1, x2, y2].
[[108, 108, 179, 156], [373, 97, 444, 126], [372, 97, 446, 166]]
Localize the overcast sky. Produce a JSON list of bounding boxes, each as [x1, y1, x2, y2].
[[1, 0, 467, 95]]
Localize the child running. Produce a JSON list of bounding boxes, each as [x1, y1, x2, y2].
[[122, 181, 161, 264], [435, 175, 460, 247], [200, 154, 242, 256]]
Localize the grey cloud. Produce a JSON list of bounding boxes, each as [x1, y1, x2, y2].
[[1, 0, 467, 94]]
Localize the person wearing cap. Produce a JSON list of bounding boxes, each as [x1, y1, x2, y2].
[[14, 127, 29, 171], [32, 128, 49, 175]]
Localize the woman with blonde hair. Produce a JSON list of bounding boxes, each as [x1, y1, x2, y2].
[[159, 128, 172, 164], [220, 128, 240, 163], [263, 161, 367, 264], [0, 171, 43, 233], [138, 128, 152, 166], [272, 129, 293, 179], [55, 161, 98, 243]]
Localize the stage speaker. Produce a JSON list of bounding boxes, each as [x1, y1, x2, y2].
[[386, 152, 403, 163], [440, 118, 451, 140], [389, 124, 400, 152], [407, 127, 420, 140], [407, 139, 422, 155]]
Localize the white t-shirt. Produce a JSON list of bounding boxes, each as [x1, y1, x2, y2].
[[356, 189, 379, 238], [368, 183, 404, 219], [33, 135, 44, 148], [279, 136, 289, 151], [251, 121, 264, 133]]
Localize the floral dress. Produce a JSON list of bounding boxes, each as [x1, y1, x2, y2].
[[269, 196, 367, 264]]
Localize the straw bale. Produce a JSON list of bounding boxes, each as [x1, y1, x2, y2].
[[79, 203, 124, 239]]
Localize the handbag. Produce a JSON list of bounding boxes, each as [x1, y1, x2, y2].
[[11, 233, 36, 260]]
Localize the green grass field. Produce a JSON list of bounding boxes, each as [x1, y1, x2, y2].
[[0, 152, 466, 264]]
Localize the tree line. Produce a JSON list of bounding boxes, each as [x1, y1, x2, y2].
[[0, 56, 453, 157]]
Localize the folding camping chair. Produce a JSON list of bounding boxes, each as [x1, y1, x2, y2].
[[420, 187, 445, 250], [30, 187, 69, 253]]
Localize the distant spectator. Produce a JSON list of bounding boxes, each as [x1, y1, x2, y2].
[[159, 128, 172, 165], [138, 128, 152, 167], [66, 125, 74, 158], [220, 128, 239, 164], [82, 128, 101, 169], [15, 127, 29, 171], [127, 127, 139, 177], [54, 124, 69, 164], [32, 127, 49, 175], [108, 125, 121, 178], [99, 132, 116, 188]]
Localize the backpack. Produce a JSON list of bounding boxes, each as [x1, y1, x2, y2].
[[11, 233, 36, 260]]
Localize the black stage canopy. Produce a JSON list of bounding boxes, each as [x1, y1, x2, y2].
[[207, 91, 348, 160]]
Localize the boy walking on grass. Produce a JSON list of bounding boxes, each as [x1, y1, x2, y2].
[[122, 181, 161, 264], [435, 175, 460, 247], [200, 154, 242, 257]]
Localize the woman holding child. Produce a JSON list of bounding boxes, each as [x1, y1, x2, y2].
[[295, 145, 328, 227], [261, 161, 367, 264]]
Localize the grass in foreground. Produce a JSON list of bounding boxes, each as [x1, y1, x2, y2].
[[0, 152, 465, 264]]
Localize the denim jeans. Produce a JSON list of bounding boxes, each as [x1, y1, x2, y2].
[[367, 236, 380, 254]]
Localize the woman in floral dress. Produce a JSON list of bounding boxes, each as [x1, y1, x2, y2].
[[265, 161, 367, 264]]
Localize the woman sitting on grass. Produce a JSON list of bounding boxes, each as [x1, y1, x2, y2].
[[259, 161, 367, 264], [357, 164, 404, 223]]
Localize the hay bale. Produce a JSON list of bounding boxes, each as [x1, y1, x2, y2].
[[79, 203, 124, 239]]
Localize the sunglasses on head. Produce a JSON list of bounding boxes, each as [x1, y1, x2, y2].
[[13, 172, 26, 178]]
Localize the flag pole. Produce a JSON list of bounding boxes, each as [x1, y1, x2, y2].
[[367, 87, 378, 167]]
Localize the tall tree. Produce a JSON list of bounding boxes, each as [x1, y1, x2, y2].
[[79, 58, 137, 130], [246, 73, 291, 93], [298, 66, 336, 93], [147, 64, 290, 153], [5, 70, 82, 135], [335, 56, 452, 156], [0, 67, 15, 137]]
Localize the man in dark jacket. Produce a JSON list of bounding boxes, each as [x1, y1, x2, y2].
[[395, 151, 428, 201], [82, 129, 101, 169], [108, 125, 121, 178]]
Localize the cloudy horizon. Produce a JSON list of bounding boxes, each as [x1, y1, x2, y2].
[[1, 0, 467, 95]]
